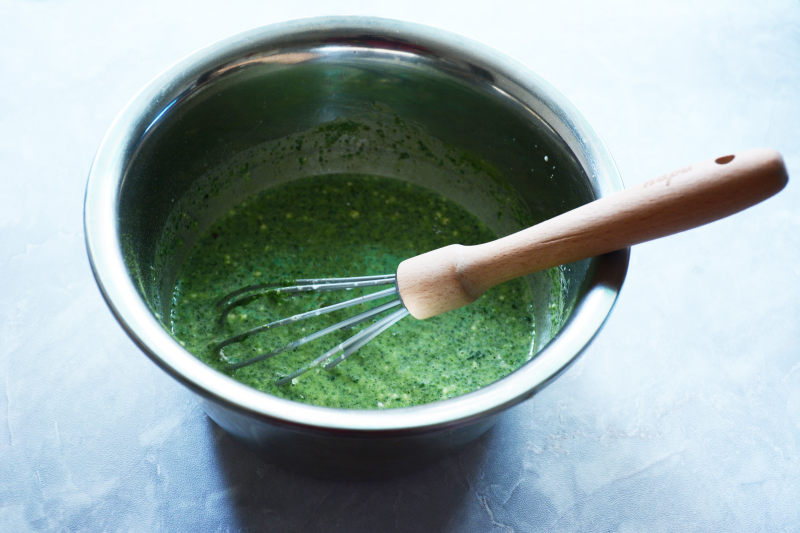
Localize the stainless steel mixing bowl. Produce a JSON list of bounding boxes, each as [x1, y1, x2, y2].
[[84, 17, 628, 476]]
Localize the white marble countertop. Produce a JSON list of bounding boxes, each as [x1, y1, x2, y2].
[[2, 1, 799, 531]]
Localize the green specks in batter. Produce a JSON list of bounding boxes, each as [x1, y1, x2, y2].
[[169, 174, 535, 409]]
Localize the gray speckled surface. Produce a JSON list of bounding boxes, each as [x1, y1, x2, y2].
[[2, 1, 799, 531]]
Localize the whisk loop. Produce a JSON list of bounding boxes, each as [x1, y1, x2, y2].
[[213, 274, 409, 384]]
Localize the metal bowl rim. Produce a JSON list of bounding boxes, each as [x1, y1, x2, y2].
[[83, 16, 628, 434]]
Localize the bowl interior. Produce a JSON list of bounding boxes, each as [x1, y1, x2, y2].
[[120, 42, 598, 359]]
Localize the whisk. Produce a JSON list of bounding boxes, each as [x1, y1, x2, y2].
[[213, 149, 787, 385]]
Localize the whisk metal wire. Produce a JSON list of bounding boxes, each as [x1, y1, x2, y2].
[[213, 274, 409, 384]]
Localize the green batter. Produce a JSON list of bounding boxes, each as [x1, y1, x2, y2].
[[169, 173, 535, 409]]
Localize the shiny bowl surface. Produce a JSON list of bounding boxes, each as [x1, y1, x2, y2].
[[84, 17, 628, 475]]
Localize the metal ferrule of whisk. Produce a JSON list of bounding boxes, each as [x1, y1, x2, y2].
[[213, 274, 409, 385]]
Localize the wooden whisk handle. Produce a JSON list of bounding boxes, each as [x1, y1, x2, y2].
[[396, 148, 788, 319]]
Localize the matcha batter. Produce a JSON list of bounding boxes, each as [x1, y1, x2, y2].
[[169, 173, 535, 409]]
